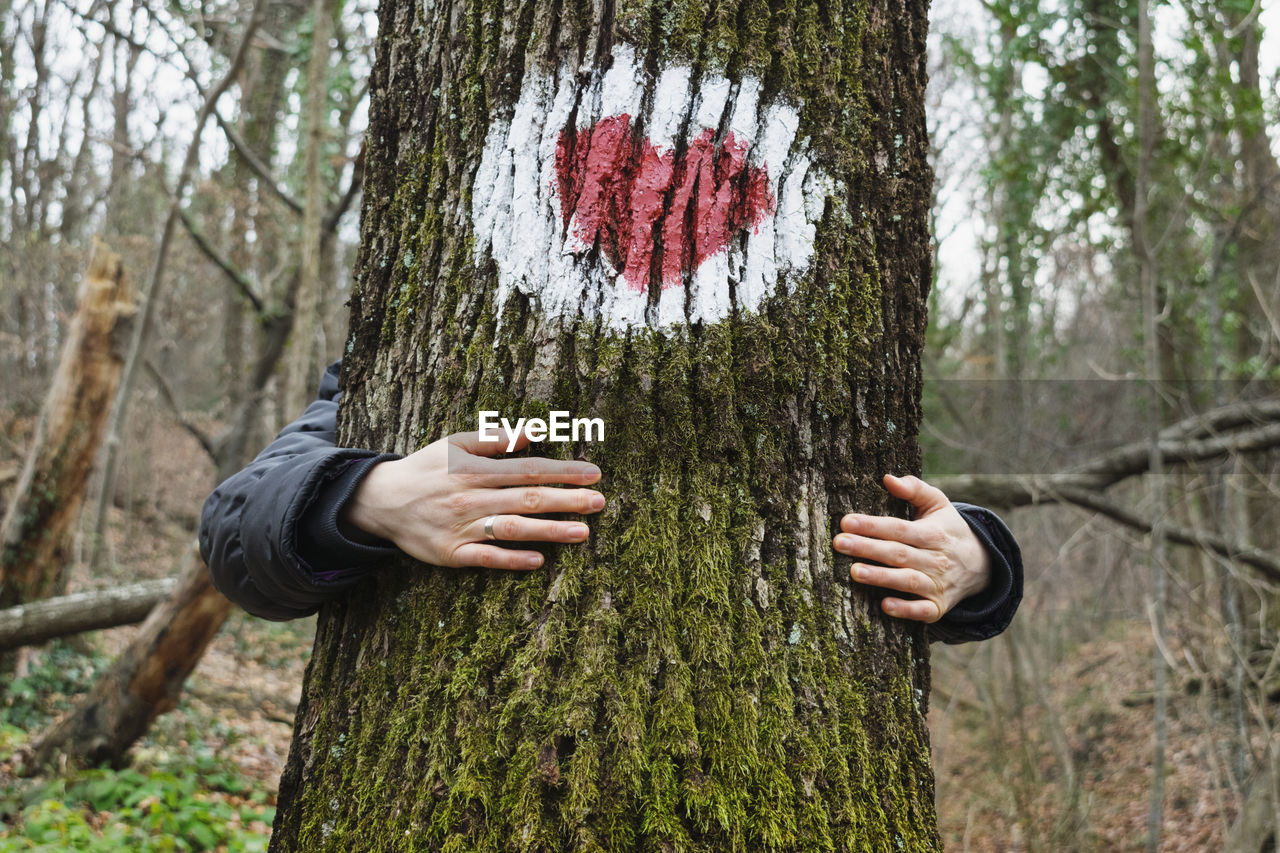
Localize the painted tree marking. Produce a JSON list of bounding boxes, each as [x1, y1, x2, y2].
[[554, 117, 775, 292], [472, 44, 836, 331]]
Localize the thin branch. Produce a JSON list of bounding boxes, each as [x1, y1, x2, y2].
[[1072, 419, 1280, 483], [1247, 269, 1280, 345], [61, 1, 191, 85], [1225, 0, 1263, 37], [143, 359, 218, 462], [178, 208, 264, 313], [1055, 486, 1280, 583], [214, 112, 304, 215], [324, 142, 365, 233], [938, 408, 1280, 507], [91, 1, 267, 570], [65, 1, 304, 218], [1159, 396, 1280, 441]]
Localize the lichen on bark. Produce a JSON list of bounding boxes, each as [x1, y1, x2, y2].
[[272, 0, 938, 849]]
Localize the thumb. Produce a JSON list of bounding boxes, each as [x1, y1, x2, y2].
[[883, 474, 950, 516]]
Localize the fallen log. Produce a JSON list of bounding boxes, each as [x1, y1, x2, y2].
[[0, 578, 176, 652]]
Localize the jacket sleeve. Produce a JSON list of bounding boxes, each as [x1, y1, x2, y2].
[[199, 362, 400, 621], [927, 503, 1023, 644]]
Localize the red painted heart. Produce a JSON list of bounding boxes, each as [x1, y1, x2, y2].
[[554, 115, 776, 293]]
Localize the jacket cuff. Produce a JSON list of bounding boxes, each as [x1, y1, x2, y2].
[[296, 453, 402, 582], [929, 503, 1023, 644]]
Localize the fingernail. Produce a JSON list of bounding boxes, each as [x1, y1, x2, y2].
[[584, 464, 602, 479], [526, 555, 543, 569], [883, 601, 897, 615], [851, 564, 866, 581], [834, 534, 851, 550], [570, 523, 589, 539], [589, 493, 605, 510]]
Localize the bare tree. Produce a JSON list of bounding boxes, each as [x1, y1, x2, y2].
[[88, 0, 268, 571], [283, 0, 333, 417]]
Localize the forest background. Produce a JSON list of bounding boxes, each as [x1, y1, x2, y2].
[[0, 0, 1278, 849]]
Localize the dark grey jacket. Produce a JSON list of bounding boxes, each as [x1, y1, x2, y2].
[[200, 362, 1022, 642]]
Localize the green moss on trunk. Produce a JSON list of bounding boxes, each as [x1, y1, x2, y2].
[[272, 0, 938, 849]]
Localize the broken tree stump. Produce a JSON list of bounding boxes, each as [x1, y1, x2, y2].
[[1, 239, 135, 608]]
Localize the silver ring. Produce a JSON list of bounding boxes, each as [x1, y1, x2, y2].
[[483, 515, 498, 541]]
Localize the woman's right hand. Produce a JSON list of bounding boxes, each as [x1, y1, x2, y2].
[[340, 431, 605, 570]]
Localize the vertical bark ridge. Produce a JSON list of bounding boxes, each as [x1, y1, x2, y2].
[[273, 0, 937, 849]]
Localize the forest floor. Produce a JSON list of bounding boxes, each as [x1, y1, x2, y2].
[[932, 628, 1245, 851], [0, 416, 1256, 850]]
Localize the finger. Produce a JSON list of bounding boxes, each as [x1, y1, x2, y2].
[[881, 597, 942, 623], [883, 474, 950, 516], [485, 487, 606, 516], [448, 430, 533, 456], [848, 563, 942, 599], [475, 514, 591, 543], [450, 543, 545, 571], [833, 533, 930, 569], [839, 512, 932, 548], [468, 456, 602, 487]]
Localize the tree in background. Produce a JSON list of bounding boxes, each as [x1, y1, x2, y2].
[[924, 0, 1280, 847], [23, 0, 378, 769], [0, 0, 373, 768]]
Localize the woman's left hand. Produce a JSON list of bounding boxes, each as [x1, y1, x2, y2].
[[833, 474, 991, 623]]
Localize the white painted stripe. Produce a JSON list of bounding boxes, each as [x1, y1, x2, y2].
[[598, 43, 644, 120], [648, 66, 692, 150], [694, 77, 732, 131], [729, 76, 762, 142], [471, 42, 838, 333]]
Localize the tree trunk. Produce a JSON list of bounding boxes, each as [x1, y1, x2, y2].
[[58, 43, 105, 242], [0, 0, 15, 216], [28, 542, 228, 770], [88, 0, 265, 571], [284, 0, 333, 417], [41, 23, 360, 763], [104, 0, 144, 233], [16, 0, 49, 236], [273, 0, 937, 849], [0, 577, 175, 652], [1225, 759, 1280, 853], [0, 239, 134, 609]]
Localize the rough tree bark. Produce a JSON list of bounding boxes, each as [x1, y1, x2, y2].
[[0, 239, 134, 609], [273, 0, 937, 849]]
